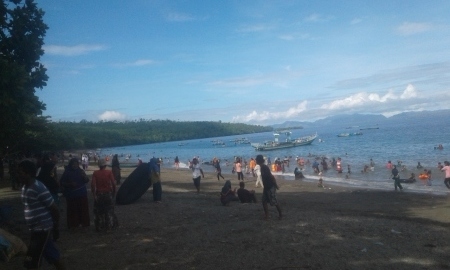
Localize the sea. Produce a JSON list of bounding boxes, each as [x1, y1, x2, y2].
[[97, 121, 450, 196]]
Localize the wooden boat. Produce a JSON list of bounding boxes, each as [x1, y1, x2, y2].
[[251, 132, 317, 151]]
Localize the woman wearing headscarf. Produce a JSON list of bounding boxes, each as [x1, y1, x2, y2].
[[60, 158, 90, 229], [111, 154, 121, 185], [220, 180, 239, 206]]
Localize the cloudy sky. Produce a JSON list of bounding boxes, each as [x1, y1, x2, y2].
[[37, 0, 450, 124]]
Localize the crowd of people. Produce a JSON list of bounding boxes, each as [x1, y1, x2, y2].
[[2, 150, 450, 268]]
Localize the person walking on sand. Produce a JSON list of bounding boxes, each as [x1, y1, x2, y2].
[[91, 159, 118, 232], [189, 158, 204, 193], [256, 154, 282, 220], [213, 158, 225, 181], [18, 160, 65, 270], [254, 161, 263, 188], [391, 165, 403, 191], [441, 161, 450, 189]]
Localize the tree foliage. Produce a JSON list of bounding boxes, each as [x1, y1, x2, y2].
[[47, 120, 273, 150], [0, 0, 48, 155]]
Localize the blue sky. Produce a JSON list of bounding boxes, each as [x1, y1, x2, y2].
[[36, 0, 450, 125]]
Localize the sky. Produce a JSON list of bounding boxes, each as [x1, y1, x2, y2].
[[35, 0, 450, 125]]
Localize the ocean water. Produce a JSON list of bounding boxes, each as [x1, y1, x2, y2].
[[98, 121, 449, 195]]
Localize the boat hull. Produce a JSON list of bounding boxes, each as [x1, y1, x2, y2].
[[251, 134, 317, 151]]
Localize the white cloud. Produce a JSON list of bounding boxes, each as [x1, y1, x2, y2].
[[98, 111, 126, 121], [400, 84, 417, 99], [44, 44, 106, 56], [321, 86, 417, 111], [232, 101, 307, 122], [113, 59, 156, 68], [397, 22, 432, 36]]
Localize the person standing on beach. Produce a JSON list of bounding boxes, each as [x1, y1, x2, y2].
[[60, 158, 90, 230], [111, 154, 121, 185], [235, 158, 244, 181], [441, 161, 450, 189], [18, 160, 65, 270], [174, 156, 180, 170], [37, 152, 60, 208], [391, 165, 403, 191], [256, 154, 282, 220], [149, 157, 162, 203], [91, 159, 118, 232], [336, 158, 343, 173], [189, 158, 204, 193]]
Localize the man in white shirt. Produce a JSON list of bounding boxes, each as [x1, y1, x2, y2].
[[190, 158, 204, 193]]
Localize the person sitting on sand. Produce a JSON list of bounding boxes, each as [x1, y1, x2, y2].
[[220, 180, 239, 206], [318, 177, 324, 188], [237, 181, 257, 203]]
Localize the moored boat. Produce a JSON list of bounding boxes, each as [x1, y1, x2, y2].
[[251, 132, 317, 151]]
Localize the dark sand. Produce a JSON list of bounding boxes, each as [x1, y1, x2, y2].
[[1, 165, 450, 270]]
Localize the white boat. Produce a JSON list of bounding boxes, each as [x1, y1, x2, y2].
[[251, 132, 317, 151]]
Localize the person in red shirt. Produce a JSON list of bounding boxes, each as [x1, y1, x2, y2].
[[91, 159, 118, 232]]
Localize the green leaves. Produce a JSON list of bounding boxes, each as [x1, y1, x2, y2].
[[0, 0, 48, 154]]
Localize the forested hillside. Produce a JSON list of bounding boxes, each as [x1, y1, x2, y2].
[[46, 120, 272, 150]]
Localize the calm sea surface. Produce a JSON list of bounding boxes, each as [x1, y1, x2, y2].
[[99, 121, 450, 195]]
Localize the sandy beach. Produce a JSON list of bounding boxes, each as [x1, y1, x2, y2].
[[1, 164, 450, 269]]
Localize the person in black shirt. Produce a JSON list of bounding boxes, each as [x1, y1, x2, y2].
[[256, 155, 282, 220], [237, 181, 257, 203]]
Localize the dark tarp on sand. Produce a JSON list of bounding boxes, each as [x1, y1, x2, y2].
[[116, 163, 151, 205]]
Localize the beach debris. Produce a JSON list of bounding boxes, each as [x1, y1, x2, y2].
[[391, 229, 401, 234], [361, 248, 367, 252], [374, 242, 384, 246]]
